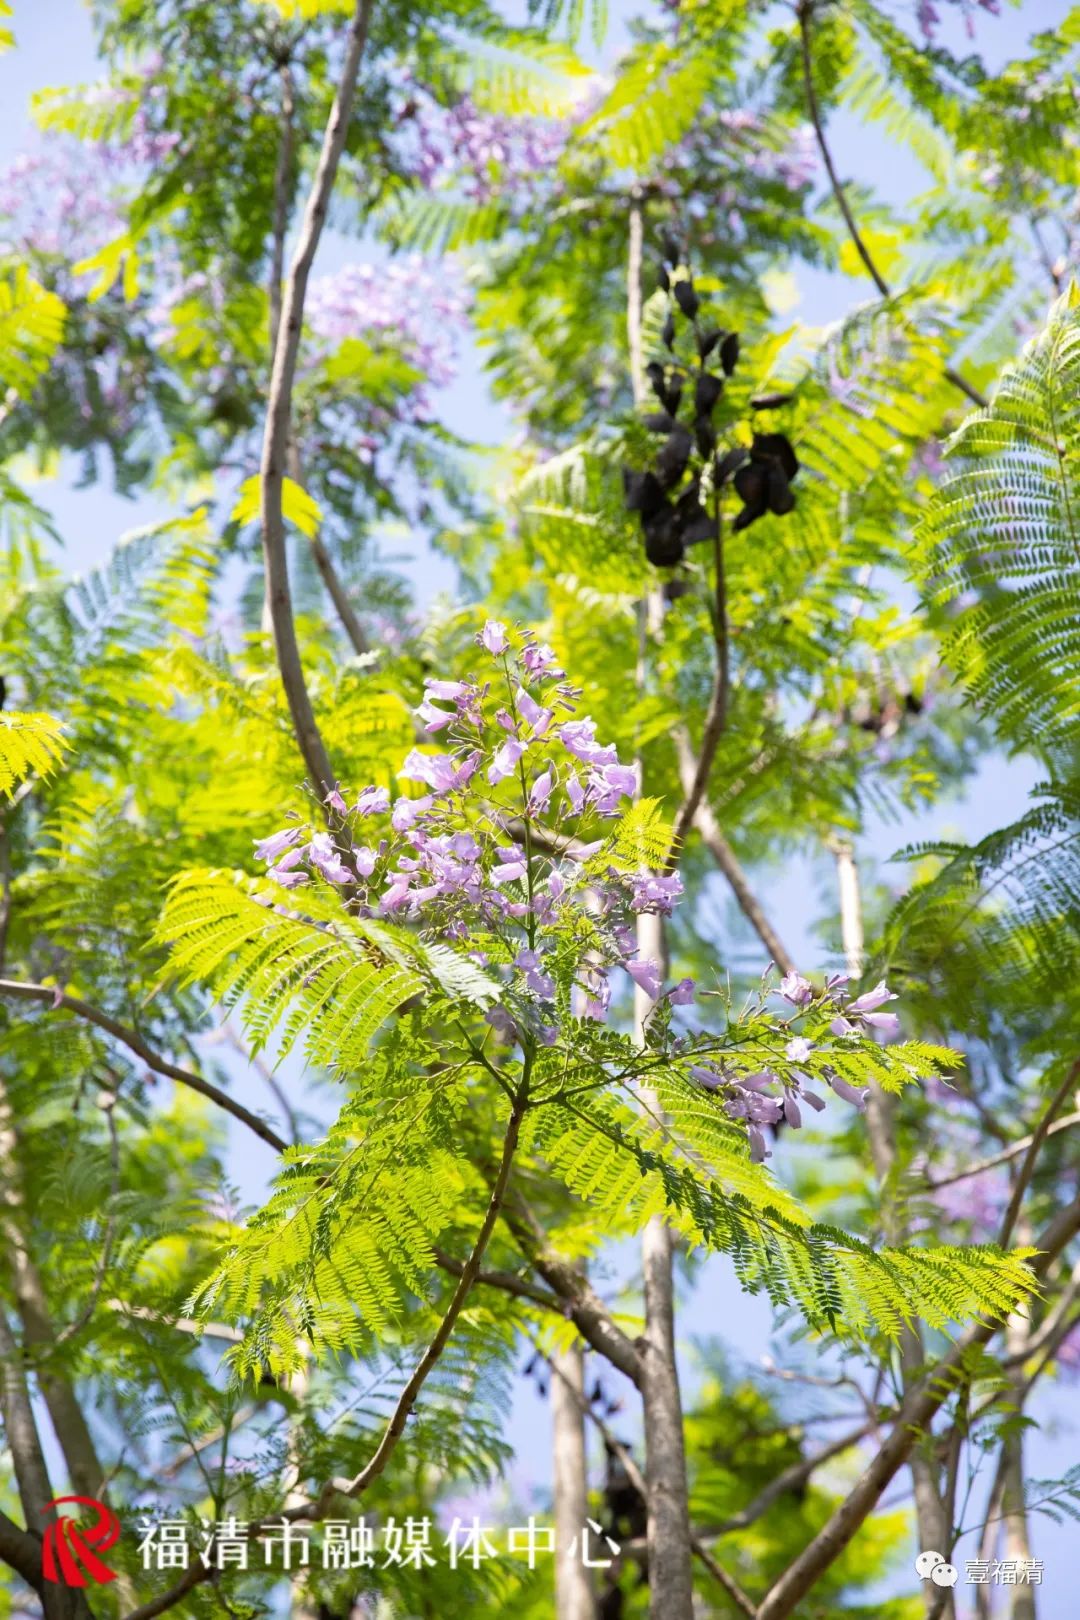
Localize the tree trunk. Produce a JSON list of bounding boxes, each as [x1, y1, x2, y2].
[[552, 1342, 596, 1620], [635, 910, 695, 1620], [834, 840, 955, 1620], [1002, 1260, 1037, 1620]]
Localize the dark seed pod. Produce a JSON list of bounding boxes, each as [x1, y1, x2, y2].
[[663, 577, 691, 601], [719, 332, 740, 375], [643, 508, 685, 567], [674, 279, 699, 319], [698, 327, 722, 361], [646, 361, 682, 417], [751, 391, 794, 410], [643, 411, 676, 433], [734, 461, 767, 508], [661, 229, 682, 265], [623, 468, 667, 517], [657, 263, 670, 292], [766, 464, 796, 515], [694, 414, 717, 458], [715, 444, 748, 484], [655, 423, 693, 489], [753, 431, 799, 480], [662, 311, 676, 350], [675, 484, 715, 547], [694, 371, 724, 416]]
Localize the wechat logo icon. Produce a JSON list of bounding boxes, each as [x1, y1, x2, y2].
[[915, 1549, 959, 1587]]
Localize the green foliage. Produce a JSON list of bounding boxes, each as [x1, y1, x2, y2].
[[0, 710, 67, 796], [0, 266, 66, 397], [921, 283, 1080, 758]]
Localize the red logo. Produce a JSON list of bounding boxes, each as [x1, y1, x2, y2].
[[42, 1496, 120, 1587]]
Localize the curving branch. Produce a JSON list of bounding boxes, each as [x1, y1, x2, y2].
[[259, 0, 375, 803], [503, 1200, 645, 1389], [796, 0, 987, 411], [0, 980, 288, 1155], [325, 1085, 529, 1502]]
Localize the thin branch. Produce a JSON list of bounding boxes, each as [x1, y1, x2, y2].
[[926, 1108, 1080, 1192], [160, 1406, 258, 1480], [107, 1298, 244, 1345], [674, 735, 796, 973], [796, 0, 987, 411], [210, 1021, 303, 1147], [259, 0, 374, 803], [433, 1247, 566, 1315], [0, 980, 288, 1154], [666, 511, 730, 871], [1003, 1254, 1080, 1369], [287, 439, 370, 658], [997, 1060, 1080, 1248], [697, 1421, 873, 1538], [325, 1085, 529, 1502], [268, 59, 295, 356]]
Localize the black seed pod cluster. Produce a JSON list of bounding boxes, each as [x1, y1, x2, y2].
[[623, 232, 800, 565]]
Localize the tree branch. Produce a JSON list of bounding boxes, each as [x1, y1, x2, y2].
[[796, 0, 987, 411], [325, 1085, 529, 1502], [673, 733, 796, 973], [756, 1187, 1080, 1620], [997, 1061, 1080, 1249], [0, 980, 288, 1154], [259, 0, 374, 802], [503, 1202, 645, 1389], [666, 518, 730, 871], [926, 1109, 1080, 1192], [433, 1247, 566, 1315], [540, 1343, 756, 1618], [698, 1420, 873, 1538]]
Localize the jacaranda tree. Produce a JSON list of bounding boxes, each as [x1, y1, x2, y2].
[[1, 2, 1080, 1618]]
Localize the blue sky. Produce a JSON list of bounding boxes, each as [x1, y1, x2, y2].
[[2, 2, 1078, 1613]]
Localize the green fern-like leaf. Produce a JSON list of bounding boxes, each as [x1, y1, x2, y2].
[[0, 265, 66, 398], [920, 283, 1080, 755], [0, 711, 67, 796]]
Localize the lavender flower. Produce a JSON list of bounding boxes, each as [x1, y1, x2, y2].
[[480, 620, 508, 655], [626, 959, 662, 1000], [779, 971, 813, 1008], [254, 826, 301, 863]]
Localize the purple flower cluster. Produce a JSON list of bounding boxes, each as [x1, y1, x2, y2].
[[252, 628, 905, 1164], [391, 78, 586, 207], [0, 144, 125, 263], [648, 109, 816, 245], [305, 258, 469, 414], [253, 624, 687, 1044], [681, 969, 903, 1161]]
